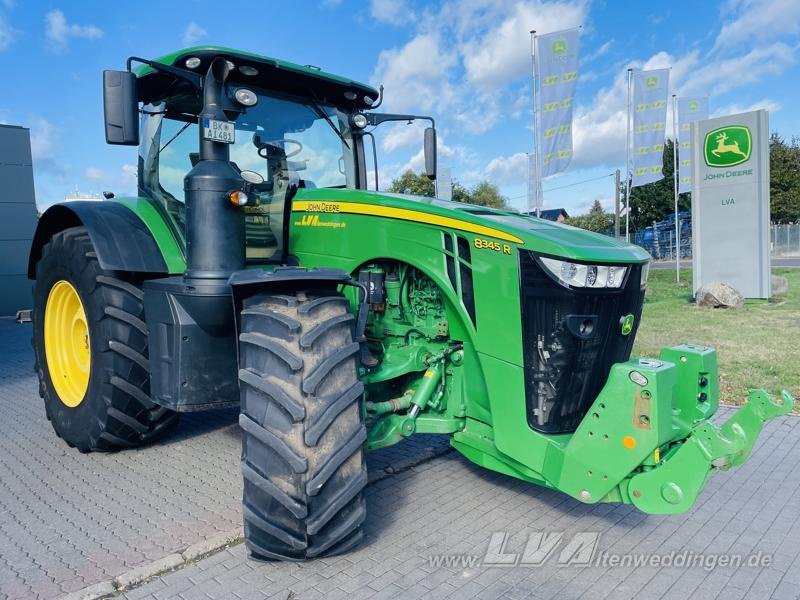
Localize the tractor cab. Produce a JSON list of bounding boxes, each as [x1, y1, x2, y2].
[[131, 48, 373, 265], [108, 47, 435, 268]]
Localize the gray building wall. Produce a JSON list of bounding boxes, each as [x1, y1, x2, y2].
[[0, 124, 38, 316]]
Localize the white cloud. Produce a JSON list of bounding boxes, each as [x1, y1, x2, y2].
[[711, 98, 781, 118], [370, 0, 588, 135], [0, 15, 16, 50], [368, 0, 799, 187], [460, 0, 586, 91], [182, 21, 206, 47], [45, 10, 103, 51], [713, 0, 800, 51], [584, 40, 612, 63], [370, 0, 413, 25], [566, 38, 796, 172], [80, 164, 137, 194], [381, 121, 426, 152], [484, 152, 528, 186], [371, 32, 456, 112], [85, 167, 105, 181], [679, 42, 795, 97], [29, 117, 56, 162], [397, 135, 458, 175]]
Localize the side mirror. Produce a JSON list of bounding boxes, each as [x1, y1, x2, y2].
[[424, 127, 437, 180], [103, 70, 139, 145]]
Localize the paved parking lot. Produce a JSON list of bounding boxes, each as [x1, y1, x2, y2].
[[2, 319, 799, 600], [0, 321, 448, 600], [121, 409, 800, 600]]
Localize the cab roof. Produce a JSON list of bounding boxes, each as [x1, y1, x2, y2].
[[133, 46, 380, 110]]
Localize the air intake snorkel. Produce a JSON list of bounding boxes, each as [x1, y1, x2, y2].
[[183, 57, 246, 281]]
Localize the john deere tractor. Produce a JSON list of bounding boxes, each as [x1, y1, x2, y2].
[[30, 47, 792, 560]]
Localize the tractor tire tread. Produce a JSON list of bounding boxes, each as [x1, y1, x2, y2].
[[239, 290, 367, 560], [32, 225, 178, 452]]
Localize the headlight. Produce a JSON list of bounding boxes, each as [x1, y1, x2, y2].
[[539, 257, 628, 289], [640, 260, 651, 290], [234, 88, 258, 106]]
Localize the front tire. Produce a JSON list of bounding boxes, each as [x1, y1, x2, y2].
[[238, 290, 367, 560], [33, 226, 178, 452]]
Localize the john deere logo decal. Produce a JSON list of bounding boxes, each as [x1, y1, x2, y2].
[[645, 76, 658, 89], [552, 40, 567, 55], [620, 314, 635, 336], [704, 125, 751, 167], [688, 100, 699, 111]]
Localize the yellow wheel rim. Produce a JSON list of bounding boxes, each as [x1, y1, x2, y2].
[[44, 280, 91, 407]]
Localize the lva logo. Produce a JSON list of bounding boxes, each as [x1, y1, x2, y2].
[[704, 125, 752, 168]]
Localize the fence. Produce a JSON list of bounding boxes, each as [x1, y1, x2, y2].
[[771, 224, 800, 257], [622, 220, 800, 260]]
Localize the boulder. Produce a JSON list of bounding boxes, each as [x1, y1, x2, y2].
[[771, 274, 789, 297], [696, 282, 744, 309]]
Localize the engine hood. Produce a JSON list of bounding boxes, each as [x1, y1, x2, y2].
[[292, 188, 651, 264]]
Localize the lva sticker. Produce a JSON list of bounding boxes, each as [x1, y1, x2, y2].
[[703, 126, 752, 168]]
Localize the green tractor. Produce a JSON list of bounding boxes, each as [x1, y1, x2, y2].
[[29, 47, 792, 560]]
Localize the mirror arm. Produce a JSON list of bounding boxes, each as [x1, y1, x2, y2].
[[364, 113, 434, 128], [126, 56, 203, 90]]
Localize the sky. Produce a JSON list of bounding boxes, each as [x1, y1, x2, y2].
[[1, 0, 798, 214]]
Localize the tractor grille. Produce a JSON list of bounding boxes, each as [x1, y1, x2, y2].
[[519, 250, 645, 434]]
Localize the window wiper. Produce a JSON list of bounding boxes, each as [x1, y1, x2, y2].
[[308, 100, 350, 150], [159, 121, 192, 154]]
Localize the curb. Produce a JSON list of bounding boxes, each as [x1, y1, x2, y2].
[[56, 529, 245, 600], [56, 445, 453, 600]]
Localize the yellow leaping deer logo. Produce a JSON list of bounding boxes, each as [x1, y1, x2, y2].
[[711, 132, 747, 158], [704, 125, 751, 167]]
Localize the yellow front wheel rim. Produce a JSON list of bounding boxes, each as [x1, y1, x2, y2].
[[44, 280, 91, 407]]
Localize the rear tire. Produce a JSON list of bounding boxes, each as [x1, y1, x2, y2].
[[238, 290, 367, 560], [33, 226, 178, 452]]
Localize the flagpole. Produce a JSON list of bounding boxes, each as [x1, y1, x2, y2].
[[530, 30, 542, 217], [625, 68, 633, 242], [672, 94, 680, 282]]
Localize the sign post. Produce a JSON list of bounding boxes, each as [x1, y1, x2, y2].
[[691, 110, 770, 298]]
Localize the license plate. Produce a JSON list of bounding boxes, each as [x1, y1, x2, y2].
[[202, 119, 235, 144]]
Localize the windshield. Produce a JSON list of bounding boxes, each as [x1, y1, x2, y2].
[[138, 91, 356, 262]]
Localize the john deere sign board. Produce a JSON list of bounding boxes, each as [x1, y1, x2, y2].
[[691, 110, 770, 298]]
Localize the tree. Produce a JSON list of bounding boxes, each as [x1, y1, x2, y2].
[[564, 201, 614, 233], [388, 169, 434, 197], [387, 170, 510, 209], [769, 133, 800, 223], [468, 181, 508, 209], [451, 182, 470, 203]]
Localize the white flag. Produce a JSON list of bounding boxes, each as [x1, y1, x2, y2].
[[677, 97, 709, 193], [527, 153, 541, 212], [536, 28, 580, 178], [437, 166, 452, 201], [632, 68, 669, 187]]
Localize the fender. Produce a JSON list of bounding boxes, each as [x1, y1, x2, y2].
[[28, 200, 182, 278], [228, 266, 356, 314], [228, 266, 370, 363]]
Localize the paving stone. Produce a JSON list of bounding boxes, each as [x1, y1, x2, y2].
[[0, 321, 449, 600], [3, 319, 800, 600]]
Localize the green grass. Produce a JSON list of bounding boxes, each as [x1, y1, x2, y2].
[[632, 267, 800, 409]]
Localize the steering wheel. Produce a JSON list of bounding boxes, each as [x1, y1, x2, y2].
[[256, 138, 303, 159]]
